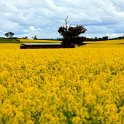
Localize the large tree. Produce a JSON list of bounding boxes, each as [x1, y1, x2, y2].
[[5, 32, 14, 38], [58, 17, 87, 47]]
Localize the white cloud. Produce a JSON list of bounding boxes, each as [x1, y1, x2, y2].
[[0, 0, 124, 38]]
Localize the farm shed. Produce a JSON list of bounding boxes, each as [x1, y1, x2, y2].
[[20, 43, 75, 49]]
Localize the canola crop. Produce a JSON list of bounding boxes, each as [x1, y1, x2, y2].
[[0, 48, 124, 124]]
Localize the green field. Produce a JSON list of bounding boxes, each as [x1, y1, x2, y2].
[[0, 38, 20, 43]]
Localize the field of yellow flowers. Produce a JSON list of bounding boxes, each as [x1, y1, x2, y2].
[[0, 44, 124, 123]]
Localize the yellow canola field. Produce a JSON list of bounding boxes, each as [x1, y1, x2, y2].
[[0, 48, 124, 124], [20, 39, 61, 43]]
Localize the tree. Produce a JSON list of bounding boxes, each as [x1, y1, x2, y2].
[[102, 36, 108, 40], [32, 35, 37, 40], [5, 32, 14, 38], [23, 36, 28, 39], [58, 17, 87, 47]]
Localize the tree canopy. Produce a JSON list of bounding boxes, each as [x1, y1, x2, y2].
[[58, 17, 87, 47], [5, 32, 14, 38], [58, 25, 86, 38]]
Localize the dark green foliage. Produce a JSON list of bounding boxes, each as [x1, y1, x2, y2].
[[58, 25, 87, 46], [102, 36, 108, 40], [85, 36, 109, 41], [32, 35, 38, 40], [5, 32, 14, 38]]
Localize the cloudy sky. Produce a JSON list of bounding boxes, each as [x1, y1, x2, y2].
[[0, 0, 124, 38]]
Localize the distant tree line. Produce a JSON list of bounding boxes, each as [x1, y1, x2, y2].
[[85, 36, 109, 41], [0, 23, 124, 45], [109, 36, 124, 40], [85, 35, 124, 41], [0, 32, 124, 42]]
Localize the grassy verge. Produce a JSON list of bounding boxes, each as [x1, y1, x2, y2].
[[0, 38, 20, 43]]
